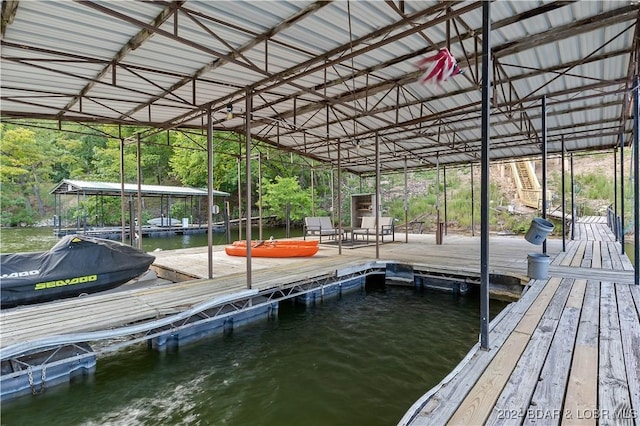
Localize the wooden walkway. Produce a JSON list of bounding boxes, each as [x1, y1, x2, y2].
[[1, 227, 570, 351], [1, 216, 637, 422], [401, 216, 639, 426]]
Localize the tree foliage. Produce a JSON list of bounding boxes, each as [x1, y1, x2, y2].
[[0, 124, 57, 221], [261, 176, 311, 221], [169, 131, 239, 192], [0, 125, 42, 182]]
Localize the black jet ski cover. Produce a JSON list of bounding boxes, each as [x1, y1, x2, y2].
[[1, 235, 155, 308]]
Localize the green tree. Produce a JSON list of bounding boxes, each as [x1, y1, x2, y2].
[[91, 139, 139, 181], [140, 133, 175, 185], [78, 196, 122, 226], [0, 125, 54, 219], [261, 176, 311, 221], [169, 131, 239, 191]]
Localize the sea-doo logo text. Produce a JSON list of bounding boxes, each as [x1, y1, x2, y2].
[[1, 270, 40, 279], [34, 274, 98, 290]]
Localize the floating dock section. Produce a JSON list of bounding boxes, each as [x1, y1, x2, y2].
[[0, 258, 523, 400]]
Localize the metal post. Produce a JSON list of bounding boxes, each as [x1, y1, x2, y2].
[[337, 140, 342, 254], [614, 148, 618, 240], [82, 191, 87, 233], [225, 200, 231, 244], [479, 0, 491, 351], [621, 129, 625, 254], [245, 87, 253, 289], [128, 197, 134, 245], [561, 136, 566, 252], [286, 202, 291, 238], [237, 154, 242, 241], [330, 168, 335, 224], [471, 162, 475, 237], [404, 156, 408, 243], [136, 134, 143, 250], [444, 166, 448, 236], [541, 96, 548, 255], [436, 153, 442, 245], [58, 194, 63, 235], [633, 75, 639, 285], [375, 133, 380, 259], [76, 192, 80, 231], [571, 153, 575, 240], [258, 153, 263, 241], [207, 105, 214, 279], [120, 138, 126, 243], [311, 167, 315, 217]]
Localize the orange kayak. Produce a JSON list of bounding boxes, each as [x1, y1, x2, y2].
[[224, 240, 319, 258]]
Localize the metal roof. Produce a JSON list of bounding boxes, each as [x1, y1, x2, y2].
[[2, 1, 638, 175], [50, 179, 229, 197]]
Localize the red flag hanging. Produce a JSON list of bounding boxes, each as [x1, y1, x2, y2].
[[416, 48, 463, 85]]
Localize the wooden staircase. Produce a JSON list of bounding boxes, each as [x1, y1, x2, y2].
[[510, 161, 541, 209]]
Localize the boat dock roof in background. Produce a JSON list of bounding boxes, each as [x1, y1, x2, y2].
[[50, 179, 230, 198]]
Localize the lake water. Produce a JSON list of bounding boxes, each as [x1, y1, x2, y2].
[[1, 286, 505, 426], [1, 227, 505, 425], [0, 226, 303, 254]]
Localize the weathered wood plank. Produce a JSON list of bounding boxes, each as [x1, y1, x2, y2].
[[524, 279, 586, 425], [405, 220, 635, 426], [631, 284, 640, 318], [600, 240, 613, 269], [614, 242, 636, 271], [563, 281, 600, 426], [446, 331, 531, 426], [552, 245, 569, 266], [485, 279, 575, 425], [407, 279, 551, 426], [591, 241, 602, 269], [615, 284, 640, 422], [607, 242, 625, 271], [599, 282, 634, 424], [446, 277, 563, 425], [570, 241, 587, 267], [581, 241, 593, 267], [558, 240, 580, 266]]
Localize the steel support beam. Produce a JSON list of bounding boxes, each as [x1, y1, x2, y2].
[[542, 95, 548, 255], [245, 87, 253, 289], [207, 105, 214, 279], [480, 0, 491, 351], [561, 135, 566, 252], [633, 75, 639, 285]]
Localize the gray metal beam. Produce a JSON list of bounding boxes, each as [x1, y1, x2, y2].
[[480, 0, 491, 350], [634, 75, 639, 285]]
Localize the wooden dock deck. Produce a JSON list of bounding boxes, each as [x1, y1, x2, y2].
[[400, 216, 639, 426], [1, 216, 637, 421], [1, 226, 566, 351]]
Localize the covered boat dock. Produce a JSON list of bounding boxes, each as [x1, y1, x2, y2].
[[50, 179, 230, 242], [1, 0, 639, 420], [1, 217, 637, 412]]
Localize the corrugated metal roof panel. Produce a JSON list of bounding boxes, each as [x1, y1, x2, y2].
[[1, 1, 637, 174], [51, 179, 229, 197]]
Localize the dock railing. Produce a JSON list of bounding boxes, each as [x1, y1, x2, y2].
[[606, 204, 622, 242]]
